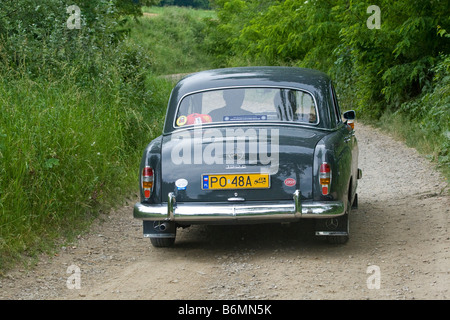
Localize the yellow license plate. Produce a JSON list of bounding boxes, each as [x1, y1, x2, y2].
[[202, 173, 270, 190]]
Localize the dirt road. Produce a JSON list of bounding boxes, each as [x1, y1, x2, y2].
[[1, 123, 448, 300]]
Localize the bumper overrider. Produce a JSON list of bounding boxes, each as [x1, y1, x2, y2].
[[133, 190, 346, 224]]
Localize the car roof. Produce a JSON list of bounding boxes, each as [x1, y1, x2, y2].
[[164, 66, 336, 133], [173, 66, 331, 96]]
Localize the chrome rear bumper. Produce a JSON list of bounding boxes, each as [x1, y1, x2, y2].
[[133, 190, 346, 223]]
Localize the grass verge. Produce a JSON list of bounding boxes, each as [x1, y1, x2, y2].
[[0, 73, 174, 272]]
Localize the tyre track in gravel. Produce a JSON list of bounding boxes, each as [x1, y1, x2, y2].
[[1, 123, 448, 300]]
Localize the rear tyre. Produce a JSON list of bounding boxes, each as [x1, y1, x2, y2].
[[150, 237, 176, 247], [144, 221, 177, 248]]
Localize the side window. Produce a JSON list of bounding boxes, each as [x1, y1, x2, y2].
[[331, 84, 342, 124], [293, 90, 317, 123]]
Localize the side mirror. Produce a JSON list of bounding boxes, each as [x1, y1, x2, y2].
[[343, 110, 356, 130], [343, 110, 356, 120]]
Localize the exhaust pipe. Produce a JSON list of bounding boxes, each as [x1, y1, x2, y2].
[[158, 222, 169, 231], [143, 221, 176, 238]]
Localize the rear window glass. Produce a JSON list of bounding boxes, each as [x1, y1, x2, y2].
[[174, 87, 317, 127]]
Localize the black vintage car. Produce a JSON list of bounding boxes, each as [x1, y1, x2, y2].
[[134, 66, 362, 246]]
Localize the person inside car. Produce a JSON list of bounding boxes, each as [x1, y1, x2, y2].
[[208, 89, 253, 122]]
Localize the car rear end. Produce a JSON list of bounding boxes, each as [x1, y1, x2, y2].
[[133, 70, 356, 246]]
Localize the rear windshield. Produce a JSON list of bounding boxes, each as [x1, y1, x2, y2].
[[174, 87, 318, 127]]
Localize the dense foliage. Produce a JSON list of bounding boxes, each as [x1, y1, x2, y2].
[[206, 0, 449, 167]]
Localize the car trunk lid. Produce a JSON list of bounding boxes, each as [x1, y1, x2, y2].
[[160, 125, 327, 202]]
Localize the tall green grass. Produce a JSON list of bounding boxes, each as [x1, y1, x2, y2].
[[0, 70, 173, 271]]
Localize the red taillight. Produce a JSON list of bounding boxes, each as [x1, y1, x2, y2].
[[142, 166, 154, 199], [319, 162, 331, 195], [143, 166, 153, 177]]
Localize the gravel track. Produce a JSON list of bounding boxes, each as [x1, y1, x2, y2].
[[1, 123, 448, 300]]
